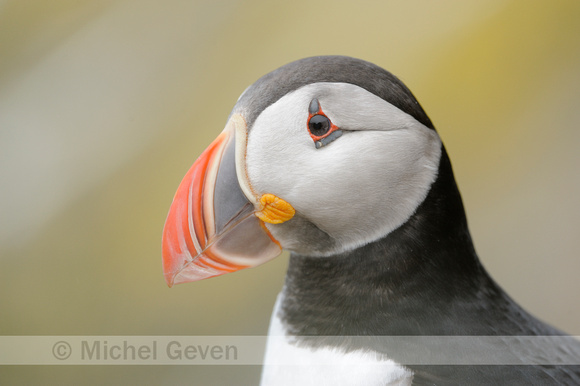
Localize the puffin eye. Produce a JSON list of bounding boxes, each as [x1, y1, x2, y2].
[[308, 115, 331, 137], [307, 98, 343, 149]]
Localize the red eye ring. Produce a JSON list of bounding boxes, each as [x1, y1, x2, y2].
[[308, 114, 331, 137], [307, 99, 340, 143]]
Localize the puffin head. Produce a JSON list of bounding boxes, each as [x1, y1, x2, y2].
[[162, 56, 443, 286]]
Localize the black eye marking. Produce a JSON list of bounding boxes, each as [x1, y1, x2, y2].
[[314, 130, 343, 149], [308, 114, 331, 137], [307, 98, 343, 149], [309, 98, 320, 115]]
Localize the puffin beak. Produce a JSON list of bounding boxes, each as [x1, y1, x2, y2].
[[162, 114, 289, 287]]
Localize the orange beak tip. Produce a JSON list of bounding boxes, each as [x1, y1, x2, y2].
[[162, 119, 285, 287]]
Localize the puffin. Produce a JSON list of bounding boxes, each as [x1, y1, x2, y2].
[[161, 56, 580, 385]]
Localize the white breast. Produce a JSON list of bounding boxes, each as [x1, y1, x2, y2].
[[261, 294, 414, 386]]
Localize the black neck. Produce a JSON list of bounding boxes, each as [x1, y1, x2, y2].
[[279, 148, 520, 336]]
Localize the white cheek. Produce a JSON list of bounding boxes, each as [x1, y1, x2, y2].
[[245, 83, 441, 254], [245, 91, 313, 199]]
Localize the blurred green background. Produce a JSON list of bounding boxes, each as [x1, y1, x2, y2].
[[1, 0, 579, 384]]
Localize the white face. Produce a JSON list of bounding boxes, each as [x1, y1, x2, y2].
[[242, 82, 442, 256]]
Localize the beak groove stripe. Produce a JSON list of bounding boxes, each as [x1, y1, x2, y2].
[[190, 144, 211, 251], [163, 114, 285, 286]]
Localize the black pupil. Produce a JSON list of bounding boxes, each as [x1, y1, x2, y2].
[[309, 115, 331, 137]]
